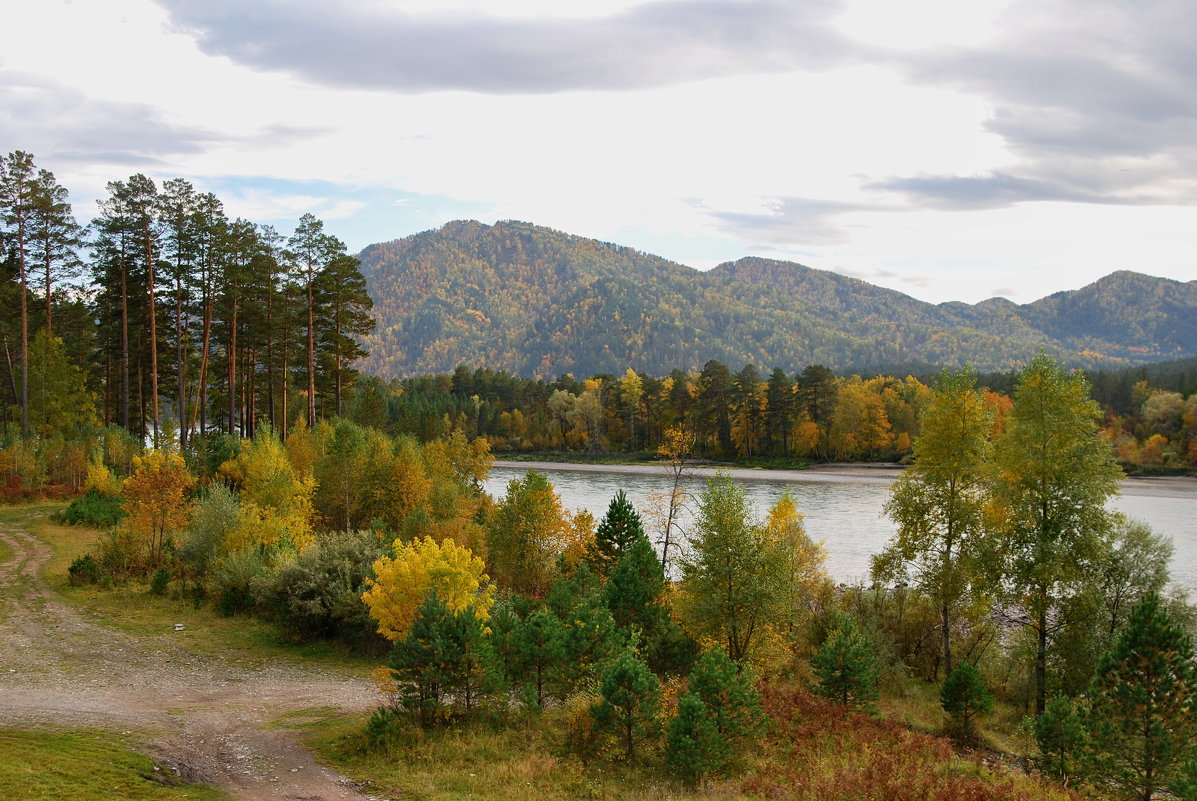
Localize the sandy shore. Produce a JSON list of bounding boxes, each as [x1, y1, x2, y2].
[[490, 459, 1197, 498]]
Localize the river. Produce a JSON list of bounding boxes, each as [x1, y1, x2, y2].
[[483, 461, 1197, 594]]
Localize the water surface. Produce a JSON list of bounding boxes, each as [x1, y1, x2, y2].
[[484, 462, 1197, 594]]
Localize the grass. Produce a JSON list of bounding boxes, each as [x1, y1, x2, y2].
[[309, 708, 740, 801], [0, 728, 228, 801], [0, 504, 375, 675], [303, 684, 1077, 801]]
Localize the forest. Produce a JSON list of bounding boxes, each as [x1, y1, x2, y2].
[[3, 149, 1197, 800], [353, 358, 1197, 472], [0, 150, 374, 452]]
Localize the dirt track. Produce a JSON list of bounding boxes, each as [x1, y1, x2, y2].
[[0, 513, 384, 800]]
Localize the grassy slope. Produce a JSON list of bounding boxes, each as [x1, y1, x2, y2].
[[0, 729, 227, 801]]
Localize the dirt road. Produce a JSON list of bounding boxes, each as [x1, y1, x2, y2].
[[0, 513, 384, 801]]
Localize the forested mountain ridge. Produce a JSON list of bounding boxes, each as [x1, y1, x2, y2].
[[357, 220, 1195, 379]]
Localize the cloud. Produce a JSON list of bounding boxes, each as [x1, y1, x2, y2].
[[704, 196, 886, 247], [152, 0, 859, 93], [864, 172, 1118, 210], [874, 0, 1197, 209], [0, 72, 221, 167]]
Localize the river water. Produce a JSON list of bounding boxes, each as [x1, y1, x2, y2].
[[483, 462, 1197, 594]]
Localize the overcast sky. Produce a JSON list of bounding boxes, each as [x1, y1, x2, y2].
[[4, 0, 1197, 304]]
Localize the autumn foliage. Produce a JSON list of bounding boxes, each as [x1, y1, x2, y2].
[[120, 450, 194, 568]]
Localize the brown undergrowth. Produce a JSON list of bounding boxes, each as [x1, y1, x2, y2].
[[742, 684, 1080, 801]]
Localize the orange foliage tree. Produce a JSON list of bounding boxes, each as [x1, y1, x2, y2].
[[121, 450, 195, 568]]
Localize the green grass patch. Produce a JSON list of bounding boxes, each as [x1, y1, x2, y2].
[[310, 710, 729, 801], [0, 728, 227, 801], [266, 706, 346, 731], [20, 510, 373, 675]]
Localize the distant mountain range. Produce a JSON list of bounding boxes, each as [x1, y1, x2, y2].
[[356, 220, 1197, 379]]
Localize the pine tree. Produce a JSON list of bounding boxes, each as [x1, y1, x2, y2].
[[812, 612, 879, 712], [28, 167, 82, 337], [591, 648, 660, 761], [605, 533, 696, 675], [589, 490, 646, 577], [940, 661, 993, 737], [315, 251, 373, 418], [388, 591, 457, 726], [511, 608, 566, 708], [548, 565, 620, 694], [666, 694, 723, 787], [1033, 696, 1088, 784], [1086, 592, 1197, 801], [1171, 753, 1197, 801], [686, 648, 764, 744], [0, 151, 36, 436]]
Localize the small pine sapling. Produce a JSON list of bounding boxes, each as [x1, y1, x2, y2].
[[591, 648, 661, 761], [940, 661, 993, 740]]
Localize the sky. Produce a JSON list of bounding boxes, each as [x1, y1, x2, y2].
[[3, 0, 1197, 304]]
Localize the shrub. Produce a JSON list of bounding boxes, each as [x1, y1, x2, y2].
[[252, 529, 388, 648], [214, 547, 270, 617], [55, 488, 126, 528], [149, 567, 171, 596], [67, 553, 102, 586]]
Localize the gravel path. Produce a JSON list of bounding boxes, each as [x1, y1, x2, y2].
[[0, 515, 384, 801]]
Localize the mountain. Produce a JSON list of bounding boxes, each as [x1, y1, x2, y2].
[[355, 220, 1197, 380]]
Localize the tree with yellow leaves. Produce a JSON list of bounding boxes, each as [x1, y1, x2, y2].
[[219, 426, 315, 551], [121, 450, 194, 568], [763, 491, 830, 629], [362, 535, 494, 642]]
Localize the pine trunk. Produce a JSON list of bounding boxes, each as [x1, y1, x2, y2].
[[306, 269, 316, 428], [144, 219, 159, 447]]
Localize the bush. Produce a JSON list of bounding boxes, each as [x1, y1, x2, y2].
[[251, 528, 388, 648], [213, 547, 270, 617], [67, 553, 102, 586], [54, 488, 126, 528], [149, 567, 171, 596], [176, 483, 240, 582]]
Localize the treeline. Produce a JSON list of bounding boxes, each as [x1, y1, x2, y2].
[[348, 358, 1197, 470], [0, 149, 373, 449]]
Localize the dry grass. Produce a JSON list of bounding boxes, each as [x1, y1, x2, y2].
[[741, 684, 1080, 801]]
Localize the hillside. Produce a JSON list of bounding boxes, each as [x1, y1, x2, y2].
[[356, 220, 1197, 379]]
